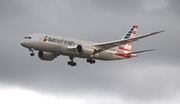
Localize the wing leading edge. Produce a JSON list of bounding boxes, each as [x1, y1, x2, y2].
[[92, 30, 165, 54]]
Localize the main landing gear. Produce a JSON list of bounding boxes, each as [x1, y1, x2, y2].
[[67, 57, 77, 66], [87, 59, 96, 64], [67, 57, 96, 66]]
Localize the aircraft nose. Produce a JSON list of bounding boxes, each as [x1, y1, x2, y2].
[[20, 40, 26, 47]]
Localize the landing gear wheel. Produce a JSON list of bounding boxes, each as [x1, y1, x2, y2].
[[68, 61, 71, 65], [92, 60, 95, 63], [87, 59, 96, 64], [30, 53, 35, 56], [87, 59, 90, 62], [69, 62, 77, 66], [73, 62, 77, 66]]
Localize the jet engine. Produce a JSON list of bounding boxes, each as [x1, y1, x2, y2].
[[38, 51, 56, 61], [76, 44, 94, 55]]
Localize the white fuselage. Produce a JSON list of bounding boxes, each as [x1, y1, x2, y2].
[[21, 34, 136, 61]]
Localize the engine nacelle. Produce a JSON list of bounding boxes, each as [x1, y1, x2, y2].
[[76, 44, 94, 55], [38, 51, 56, 61]]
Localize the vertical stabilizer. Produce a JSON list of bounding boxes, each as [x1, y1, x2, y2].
[[119, 26, 138, 52]]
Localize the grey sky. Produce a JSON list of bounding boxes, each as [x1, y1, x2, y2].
[[0, 0, 180, 104]]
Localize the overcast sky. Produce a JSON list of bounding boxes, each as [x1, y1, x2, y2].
[[0, 0, 180, 104]]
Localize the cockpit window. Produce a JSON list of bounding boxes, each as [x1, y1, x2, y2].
[[24, 37, 31, 39]]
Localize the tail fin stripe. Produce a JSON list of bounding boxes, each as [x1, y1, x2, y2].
[[132, 31, 136, 34]]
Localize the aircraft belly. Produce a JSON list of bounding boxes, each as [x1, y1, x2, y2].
[[97, 51, 116, 60]]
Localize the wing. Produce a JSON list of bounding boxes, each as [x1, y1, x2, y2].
[[93, 30, 165, 54]]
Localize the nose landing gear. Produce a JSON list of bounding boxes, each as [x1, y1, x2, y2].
[[30, 52, 35, 56], [29, 48, 35, 56]]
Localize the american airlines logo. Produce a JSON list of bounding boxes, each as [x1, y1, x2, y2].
[[43, 36, 48, 42], [43, 36, 75, 46]]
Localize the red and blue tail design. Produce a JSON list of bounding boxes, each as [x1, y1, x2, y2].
[[119, 25, 138, 52]]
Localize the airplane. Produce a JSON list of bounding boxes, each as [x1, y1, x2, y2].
[[20, 26, 164, 66]]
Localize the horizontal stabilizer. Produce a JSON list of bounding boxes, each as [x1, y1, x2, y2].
[[126, 49, 155, 54]]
